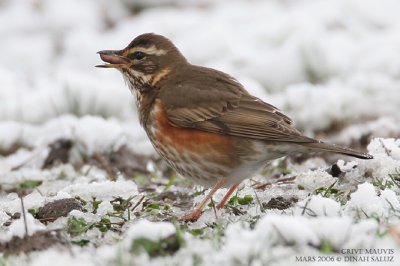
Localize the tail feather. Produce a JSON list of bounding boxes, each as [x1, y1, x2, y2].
[[303, 141, 373, 160]]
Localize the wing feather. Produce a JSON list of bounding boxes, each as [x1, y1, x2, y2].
[[159, 65, 314, 143]]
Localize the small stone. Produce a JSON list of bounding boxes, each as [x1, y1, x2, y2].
[[42, 138, 74, 169], [264, 196, 298, 210], [328, 163, 344, 178], [37, 198, 82, 221], [0, 230, 67, 255]]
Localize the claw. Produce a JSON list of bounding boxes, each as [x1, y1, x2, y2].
[[178, 210, 203, 222]]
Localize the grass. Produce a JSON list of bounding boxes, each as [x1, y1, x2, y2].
[[164, 175, 177, 191], [65, 195, 138, 238], [388, 168, 400, 189], [314, 181, 339, 198], [130, 226, 184, 257], [370, 168, 400, 191], [19, 180, 42, 190], [319, 241, 334, 254], [67, 217, 92, 234], [71, 239, 90, 247], [228, 195, 254, 206]]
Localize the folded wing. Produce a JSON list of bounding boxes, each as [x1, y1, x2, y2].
[[159, 66, 315, 144]]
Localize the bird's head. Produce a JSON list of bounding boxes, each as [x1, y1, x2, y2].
[[97, 33, 186, 93]]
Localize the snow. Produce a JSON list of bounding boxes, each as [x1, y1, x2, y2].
[[345, 183, 400, 219], [0, 192, 45, 214], [124, 219, 176, 243], [297, 195, 341, 217], [61, 179, 139, 201], [31, 249, 96, 266], [368, 138, 400, 160], [1, 0, 400, 265], [3, 213, 46, 241], [295, 169, 337, 191], [96, 201, 114, 216], [333, 117, 400, 146], [0, 115, 150, 157]]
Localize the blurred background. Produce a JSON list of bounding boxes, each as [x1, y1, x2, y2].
[[1, 1, 400, 263], [1, 0, 400, 167]]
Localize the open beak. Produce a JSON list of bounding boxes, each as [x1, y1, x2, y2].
[[96, 50, 129, 68]]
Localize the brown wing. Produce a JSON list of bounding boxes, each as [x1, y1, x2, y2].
[[158, 65, 315, 143]]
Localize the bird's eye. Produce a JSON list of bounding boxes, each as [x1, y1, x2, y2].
[[131, 51, 145, 60]]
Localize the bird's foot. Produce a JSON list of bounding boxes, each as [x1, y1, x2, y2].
[[216, 202, 225, 209], [178, 209, 203, 222], [216, 183, 240, 210]]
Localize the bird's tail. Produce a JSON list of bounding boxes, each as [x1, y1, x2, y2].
[[302, 141, 373, 159]]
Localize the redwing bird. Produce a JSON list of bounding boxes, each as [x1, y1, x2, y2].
[[97, 33, 372, 221]]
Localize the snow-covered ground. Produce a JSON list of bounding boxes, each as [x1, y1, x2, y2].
[[1, 0, 400, 265]]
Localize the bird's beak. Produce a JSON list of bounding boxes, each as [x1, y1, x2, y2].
[[96, 50, 129, 68]]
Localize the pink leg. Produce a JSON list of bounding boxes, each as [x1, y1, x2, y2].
[[178, 177, 227, 222], [216, 183, 240, 209]]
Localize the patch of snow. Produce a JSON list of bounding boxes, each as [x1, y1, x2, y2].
[[0, 192, 45, 214], [31, 248, 96, 266], [124, 219, 176, 243], [97, 201, 114, 216], [295, 169, 336, 191], [296, 195, 341, 217], [345, 183, 400, 219], [61, 179, 139, 201], [3, 213, 46, 241], [368, 138, 400, 160]]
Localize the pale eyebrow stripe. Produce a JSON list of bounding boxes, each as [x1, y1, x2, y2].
[[126, 45, 167, 56]]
